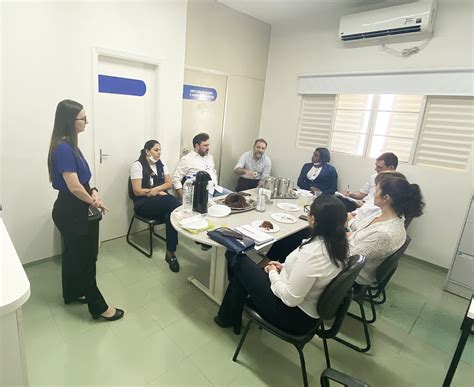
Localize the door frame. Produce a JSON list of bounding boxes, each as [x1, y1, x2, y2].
[[183, 65, 229, 179], [91, 47, 163, 187]]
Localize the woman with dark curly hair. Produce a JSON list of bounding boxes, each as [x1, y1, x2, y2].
[[297, 147, 338, 194], [349, 176, 425, 285]]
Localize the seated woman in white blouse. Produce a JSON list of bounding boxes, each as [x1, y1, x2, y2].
[[348, 176, 425, 285], [347, 171, 407, 231], [214, 195, 349, 335]]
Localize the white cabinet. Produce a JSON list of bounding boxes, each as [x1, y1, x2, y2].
[[446, 198, 474, 299]]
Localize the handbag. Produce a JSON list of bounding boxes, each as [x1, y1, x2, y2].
[[207, 227, 255, 253]]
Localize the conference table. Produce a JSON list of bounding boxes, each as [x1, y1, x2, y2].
[[170, 190, 312, 304]]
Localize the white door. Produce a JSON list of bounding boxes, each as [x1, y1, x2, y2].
[[181, 69, 227, 178], [94, 54, 157, 241]]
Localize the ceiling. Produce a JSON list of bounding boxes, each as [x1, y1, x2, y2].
[[216, 0, 427, 25]]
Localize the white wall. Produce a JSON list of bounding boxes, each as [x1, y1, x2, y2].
[[1, 1, 187, 263], [259, 0, 473, 268], [185, 0, 270, 190]]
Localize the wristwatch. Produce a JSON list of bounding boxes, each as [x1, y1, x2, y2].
[[91, 187, 99, 193]]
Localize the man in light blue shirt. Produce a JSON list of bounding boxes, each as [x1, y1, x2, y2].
[[234, 139, 272, 191]]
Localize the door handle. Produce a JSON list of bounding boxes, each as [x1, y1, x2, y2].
[[100, 149, 109, 164]]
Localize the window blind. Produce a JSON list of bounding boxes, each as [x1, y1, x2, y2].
[[415, 96, 474, 171], [296, 95, 336, 149]]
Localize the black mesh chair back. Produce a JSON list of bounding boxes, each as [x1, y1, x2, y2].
[[375, 235, 411, 290], [232, 254, 365, 387], [317, 254, 366, 320]]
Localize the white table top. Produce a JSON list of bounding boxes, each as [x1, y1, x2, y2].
[[170, 190, 312, 246], [468, 296, 474, 320], [0, 218, 31, 316]]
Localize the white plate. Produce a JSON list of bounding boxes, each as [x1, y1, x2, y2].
[[208, 204, 231, 218], [277, 202, 301, 212], [251, 220, 280, 233], [179, 216, 208, 230], [270, 213, 298, 224]]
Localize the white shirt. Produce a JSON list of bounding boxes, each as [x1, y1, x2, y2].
[[268, 236, 342, 319], [306, 165, 322, 181], [172, 151, 219, 190], [348, 197, 380, 231], [360, 173, 377, 202], [349, 212, 406, 285], [130, 160, 170, 186]]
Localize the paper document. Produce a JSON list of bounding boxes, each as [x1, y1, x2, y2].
[[235, 225, 274, 245], [335, 191, 359, 203]]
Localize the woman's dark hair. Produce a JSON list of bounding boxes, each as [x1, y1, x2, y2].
[[138, 140, 160, 178], [315, 147, 331, 164], [374, 171, 406, 185], [378, 177, 425, 218], [301, 195, 348, 268], [47, 99, 83, 182]]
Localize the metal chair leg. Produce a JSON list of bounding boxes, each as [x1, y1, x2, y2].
[[152, 225, 167, 242], [334, 300, 371, 352], [232, 320, 252, 362], [372, 289, 387, 305], [365, 294, 377, 324], [322, 337, 331, 369], [126, 216, 153, 258], [295, 344, 309, 387]]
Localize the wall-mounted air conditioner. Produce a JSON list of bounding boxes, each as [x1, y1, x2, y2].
[[339, 1, 437, 43]]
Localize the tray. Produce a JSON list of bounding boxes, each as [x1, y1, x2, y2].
[[214, 197, 257, 214]]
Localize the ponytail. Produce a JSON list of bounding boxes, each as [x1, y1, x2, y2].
[[379, 178, 425, 218]]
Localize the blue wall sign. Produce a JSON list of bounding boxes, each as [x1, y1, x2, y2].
[[98, 74, 147, 96], [183, 84, 217, 102]]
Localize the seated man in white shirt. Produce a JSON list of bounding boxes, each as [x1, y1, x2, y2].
[[172, 132, 232, 200], [234, 138, 272, 191], [343, 152, 398, 212]]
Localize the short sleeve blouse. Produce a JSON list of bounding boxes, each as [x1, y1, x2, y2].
[[51, 143, 91, 191]]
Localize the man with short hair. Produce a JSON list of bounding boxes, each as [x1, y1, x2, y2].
[[347, 152, 398, 203], [234, 139, 272, 191], [172, 132, 231, 199]]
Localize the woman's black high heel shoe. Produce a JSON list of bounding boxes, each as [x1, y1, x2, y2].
[[92, 308, 125, 321]]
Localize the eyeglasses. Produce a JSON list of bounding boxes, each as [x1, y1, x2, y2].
[[75, 116, 88, 123], [303, 205, 310, 214]]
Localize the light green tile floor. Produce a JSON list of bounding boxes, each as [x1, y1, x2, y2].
[[22, 233, 474, 386]]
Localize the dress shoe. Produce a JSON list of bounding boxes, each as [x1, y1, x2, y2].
[[214, 315, 241, 335], [165, 253, 180, 273], [64, 297, 87, 305], [92, 308, 124, 321]]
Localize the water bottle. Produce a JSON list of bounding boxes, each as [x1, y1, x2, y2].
[[256, 188, 266, 212], [183, 176, 194, 210]]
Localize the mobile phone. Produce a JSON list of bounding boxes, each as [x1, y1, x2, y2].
[[299, 214, 308, 221], [220, 228, 244, 239]]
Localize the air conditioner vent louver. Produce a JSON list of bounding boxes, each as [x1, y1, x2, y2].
[[341, 25, 422, 41]]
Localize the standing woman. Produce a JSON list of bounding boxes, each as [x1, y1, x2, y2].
[[297, 147, 338, 194], [129, 140, 181, 272], [48, 99, 124, 321]]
